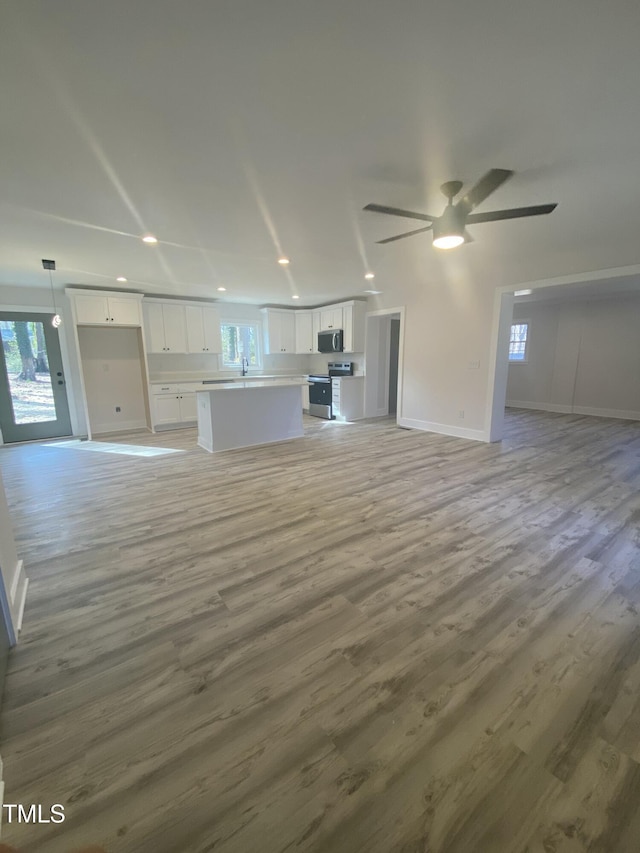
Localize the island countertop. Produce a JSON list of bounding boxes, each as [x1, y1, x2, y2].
[[196, 378, 310, 392]]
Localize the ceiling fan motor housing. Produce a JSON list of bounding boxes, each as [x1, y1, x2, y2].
[[433, 204, 465, 242]]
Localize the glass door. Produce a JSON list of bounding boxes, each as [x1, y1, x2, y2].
[[0, 312, 72, 443]]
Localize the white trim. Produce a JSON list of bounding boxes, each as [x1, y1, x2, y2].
[[506, 400, 640, 421], [7, 559, 29, 634], [0, 754, 4, 837], [363, 305, 405, 421], [485, 292, 514, 443], [495, 263, 640, 297], [506, 400, 572, 414], [398, 416, 488, 442], [573, 405, 640, 421]]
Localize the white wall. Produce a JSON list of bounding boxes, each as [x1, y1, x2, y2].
[[77, 326, 148, 433], [370, 259, 497, 441], [507, 294, 640, 419]]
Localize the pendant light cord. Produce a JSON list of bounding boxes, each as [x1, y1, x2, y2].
[[48, 268, 57, 315]]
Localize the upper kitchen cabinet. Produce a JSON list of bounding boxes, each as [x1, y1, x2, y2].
[[68, 289, 143, 326], [185, 305, 222, 353], [319, 306, 343, 331], [317, 300, 366, 352], [144, 300, 188, 353], [295, 311, 316, 354], [342, 301, 366, 353], [261, 308, 296, 354]]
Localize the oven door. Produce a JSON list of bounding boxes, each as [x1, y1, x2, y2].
[[308, 379, 333, 419]]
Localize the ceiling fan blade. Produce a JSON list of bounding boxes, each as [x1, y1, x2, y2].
[[364, 203, 435, 223], [376, 224, 433, 244], [466, 203, 557, 224], [457, 168, 513, 213]]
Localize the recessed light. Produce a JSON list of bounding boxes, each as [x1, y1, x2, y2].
[[217, 286, 226, 292], [292, 294, 300, 299], [364, 289, 382, 295], [278, 257, 290, 265], [142, 234, 158, 244], [364, 272, 375, 280], [116, 276, 127, 282]]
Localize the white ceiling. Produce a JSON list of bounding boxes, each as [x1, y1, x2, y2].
[[2, 1, 640, 307]]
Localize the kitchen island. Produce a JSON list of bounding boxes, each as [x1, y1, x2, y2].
[[196, 379, 309, 453]]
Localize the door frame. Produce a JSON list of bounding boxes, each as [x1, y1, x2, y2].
[[363, 306, 405, 420], [0, 304, 80, 444]]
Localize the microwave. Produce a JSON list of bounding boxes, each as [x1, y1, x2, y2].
[[318, 329, 344, 353]]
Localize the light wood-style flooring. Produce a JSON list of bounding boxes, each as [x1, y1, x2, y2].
[[1, 410, 640, 852]]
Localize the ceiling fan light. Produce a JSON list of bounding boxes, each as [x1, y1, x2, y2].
[[432, 206, 464, 250], [433, 233, 465, 250]]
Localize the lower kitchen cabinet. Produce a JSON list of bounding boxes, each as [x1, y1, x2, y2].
[[151, 384, 198, 427], [331, 377, 364, 421]]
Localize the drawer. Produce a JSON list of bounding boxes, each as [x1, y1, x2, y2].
[[152, 383, 178, 395]]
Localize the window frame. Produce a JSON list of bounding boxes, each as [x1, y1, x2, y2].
[[218, 320, 263, 372], [508, 320, 530, 364]]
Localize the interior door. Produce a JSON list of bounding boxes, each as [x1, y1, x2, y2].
[[0, 312, 72, 443]]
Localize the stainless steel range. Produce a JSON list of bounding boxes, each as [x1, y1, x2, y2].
[[307, 361, 353, 419]]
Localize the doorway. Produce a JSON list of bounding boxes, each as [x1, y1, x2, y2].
[[0, 312, 72, 443], [363, 308, 404, 419]]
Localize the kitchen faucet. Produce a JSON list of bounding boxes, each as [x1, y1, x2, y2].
[[241, 356, 249, 376]]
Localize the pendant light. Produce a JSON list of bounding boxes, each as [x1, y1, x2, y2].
[[42, 259, 62, 327]]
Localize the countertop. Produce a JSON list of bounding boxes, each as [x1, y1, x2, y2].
[[196, 379, 310, 392], [149, 373, 308, 384]]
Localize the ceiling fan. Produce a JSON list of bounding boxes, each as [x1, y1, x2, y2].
[[364, 168, 557, 249]]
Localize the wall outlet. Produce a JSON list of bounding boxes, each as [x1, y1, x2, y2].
[[458, 409, 464, 419], [115, 406, 121, 413]]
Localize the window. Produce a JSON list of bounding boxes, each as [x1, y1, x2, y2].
[[508, 322, 529, 362], [220, 323, 261, 369]]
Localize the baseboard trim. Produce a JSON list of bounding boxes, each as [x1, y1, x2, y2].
[[397, 417, 488, 442], [573, 405, 640, 421], [155, 420, 197, 432], [506, 401, 640, 421], [506, 400, 572, 414], [7, 559, 28, 636], [0, 754, 4, 838]]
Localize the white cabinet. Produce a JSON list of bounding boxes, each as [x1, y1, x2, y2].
[[145, 301, 188, 353], [151, 383, 197, 426], [295, 311, 316, 354], [262, 308, 296, 353], [317, 301, 366, 352], [319, 306, 343, 331], [331, 377, 364, 422], [186, 305, 222, 353], [342, 301, 366, 352], [178, 391, 198, 421], [70, 291, 142, 326]]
